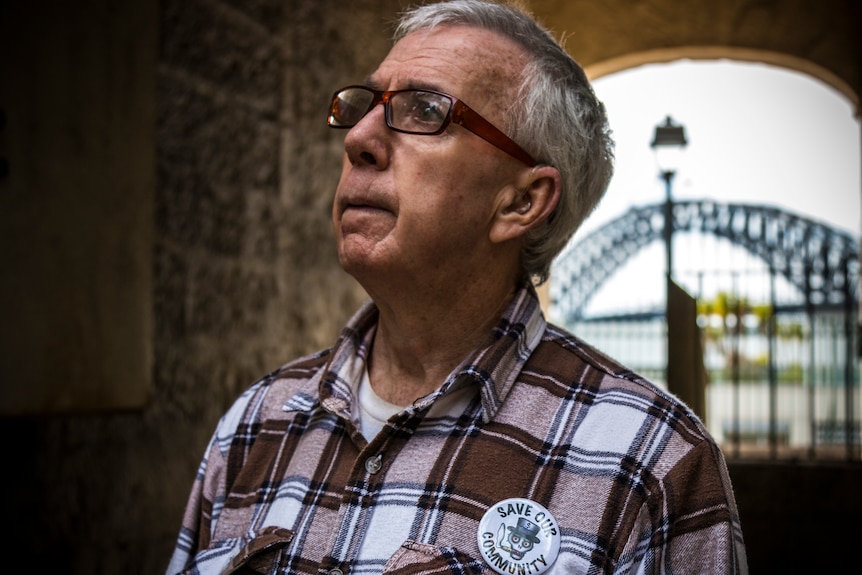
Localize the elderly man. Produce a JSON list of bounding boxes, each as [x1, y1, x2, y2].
[[167, 1, 747, 574]]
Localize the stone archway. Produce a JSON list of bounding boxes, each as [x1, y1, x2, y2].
[[527, 0, 861, 113], [586, 46, 858, 111]]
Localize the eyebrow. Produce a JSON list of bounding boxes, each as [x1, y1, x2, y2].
[[364, 76, 451, 96]]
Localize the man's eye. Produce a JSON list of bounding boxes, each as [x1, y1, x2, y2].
[[405, 93, 447, 125], [413, 100, 444, 122]]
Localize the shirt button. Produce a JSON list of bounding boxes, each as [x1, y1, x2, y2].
[[329, 569, 344, 575], [365, 454, 383, 474]]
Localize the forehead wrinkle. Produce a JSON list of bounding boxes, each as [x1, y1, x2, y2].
[[372, 26, 528, 126], [372, 44, 465, 91], [460, 40, 526, 119]]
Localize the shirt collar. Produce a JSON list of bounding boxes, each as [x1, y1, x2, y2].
[[451, 281, 547, 422], [314, 281, 547, 423]]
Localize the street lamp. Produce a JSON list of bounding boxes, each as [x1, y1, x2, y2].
[[652, 116, 700, 418], [650, 116, 688, 279]]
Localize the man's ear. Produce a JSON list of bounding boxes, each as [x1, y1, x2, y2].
[[490, 166, 561, 243]]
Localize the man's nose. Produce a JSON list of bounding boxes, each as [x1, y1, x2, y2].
[[343, 103, 390, 168]]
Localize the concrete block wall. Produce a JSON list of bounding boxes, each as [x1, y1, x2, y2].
[[154, 0, 398, 569]]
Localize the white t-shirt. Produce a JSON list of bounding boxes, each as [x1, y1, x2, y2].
[[356, 367, 478, 440]]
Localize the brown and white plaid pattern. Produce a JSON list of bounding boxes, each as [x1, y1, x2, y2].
[[167, 283, 747, 575]]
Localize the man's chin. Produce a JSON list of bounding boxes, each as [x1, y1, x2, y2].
[[338, 251, 380, 281]]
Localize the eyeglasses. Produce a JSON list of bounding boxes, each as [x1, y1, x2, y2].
[[327, 85, 537, 167]]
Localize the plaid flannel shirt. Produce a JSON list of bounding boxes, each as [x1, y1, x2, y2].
[[167, 283, 747, 574]]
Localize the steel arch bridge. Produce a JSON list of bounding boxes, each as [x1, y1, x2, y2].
[[550, 199, 860, 323]]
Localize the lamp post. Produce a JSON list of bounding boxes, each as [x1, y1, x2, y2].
[[650, 116, 688, 279], [651, 116, 695, 409]]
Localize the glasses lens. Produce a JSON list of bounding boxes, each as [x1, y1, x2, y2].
[[329, 87, 375, 127], [389, 91, 452, 134]]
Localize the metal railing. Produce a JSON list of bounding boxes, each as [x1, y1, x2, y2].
[[562, 282, 859, 461]]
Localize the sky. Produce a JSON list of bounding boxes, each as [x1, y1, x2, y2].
[[551, 60, 861, 318]]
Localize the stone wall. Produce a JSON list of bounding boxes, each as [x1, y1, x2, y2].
[[153, 3, 396, 571]]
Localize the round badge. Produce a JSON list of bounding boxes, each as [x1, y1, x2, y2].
[[476, 497, 560, 575]]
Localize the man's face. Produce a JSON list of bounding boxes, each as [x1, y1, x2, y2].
[[332, 25, 530, 292]]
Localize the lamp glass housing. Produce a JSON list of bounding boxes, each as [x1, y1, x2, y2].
[[650, 115, 688, 175]]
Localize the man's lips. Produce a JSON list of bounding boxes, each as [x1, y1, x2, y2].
[[335, 167, 395, 215], [337, 195, 396, 237], [344, 201, 382, 211], [341, 203, 388, 219], [337, 191, 394, 217]]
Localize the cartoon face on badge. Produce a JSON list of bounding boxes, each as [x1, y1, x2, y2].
[[499, 517, 541, 560]]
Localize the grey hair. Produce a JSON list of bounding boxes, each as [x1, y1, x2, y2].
[[395, 0, 614, 284]]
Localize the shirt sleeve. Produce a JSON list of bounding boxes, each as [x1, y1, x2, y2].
[[617, 439, 748, 574], [165, 388, 255, 574], [164, 429, 228, 573]]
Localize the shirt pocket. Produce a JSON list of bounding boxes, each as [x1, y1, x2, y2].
[[383, 540, 486, 575], [224, 525, 295, 574]]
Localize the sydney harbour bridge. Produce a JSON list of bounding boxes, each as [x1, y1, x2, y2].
[[551, 199, 859, 322], [550, 199, 860, 460]]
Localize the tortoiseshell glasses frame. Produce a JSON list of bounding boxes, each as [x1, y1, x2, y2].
[[327, 85, 537, 167]]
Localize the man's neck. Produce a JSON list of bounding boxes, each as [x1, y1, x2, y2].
[[364, 274, 520, 407]]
